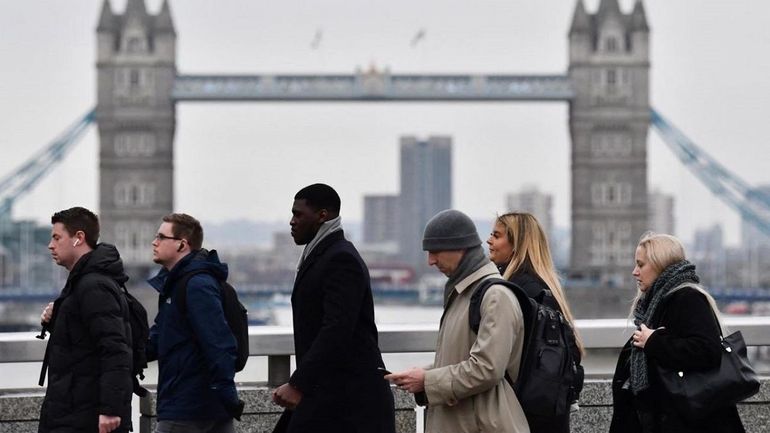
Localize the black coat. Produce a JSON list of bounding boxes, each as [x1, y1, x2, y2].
[[279, 230, 395, 433], [609, 287, 745, 433], [508, 271, 579, 433], [39, 244, 133, 433]]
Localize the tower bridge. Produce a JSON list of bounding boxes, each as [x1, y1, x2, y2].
[[93, 0, 651, 285], [3, 0, 769, 291]]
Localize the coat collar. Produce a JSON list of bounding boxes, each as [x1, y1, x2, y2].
[[294, 230, 345, 283], [454, 262, 500, 295]]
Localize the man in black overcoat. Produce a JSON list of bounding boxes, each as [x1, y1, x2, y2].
[[272, 183, 395, 433]]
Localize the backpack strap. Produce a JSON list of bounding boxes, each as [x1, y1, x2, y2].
[[38, 343, 50, 387], [537, 288, 559, 311], [38, 281, 77, 387], [468, 277, 535, 389], [173, 269, 219, 316], [468, 277, 534, 335]]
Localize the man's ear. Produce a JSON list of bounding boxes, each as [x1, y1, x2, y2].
[[318, 208, 329, 222], [74, 231, 86, 246]]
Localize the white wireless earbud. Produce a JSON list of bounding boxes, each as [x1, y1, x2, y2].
[[73, 239, 80, 247]]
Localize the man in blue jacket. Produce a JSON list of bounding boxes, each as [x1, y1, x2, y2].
[[147, 213, 243, 433]]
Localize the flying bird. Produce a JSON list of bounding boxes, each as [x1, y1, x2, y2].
[[310, 29, 323, 50], [410, 28, 426, 48]]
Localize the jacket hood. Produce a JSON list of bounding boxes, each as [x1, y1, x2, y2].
[[69, 243, 129, 286], [148, 248, 228, 293]]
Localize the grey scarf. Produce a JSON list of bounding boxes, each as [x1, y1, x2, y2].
[[444, 245, 488, 307], [296, 216, 342, 271], [629, 260, 699, 394]]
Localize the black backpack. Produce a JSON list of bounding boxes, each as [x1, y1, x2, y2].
[[175, 271, 249, 372], [120, 285, 150, 397], [468, 277, 584, 418]]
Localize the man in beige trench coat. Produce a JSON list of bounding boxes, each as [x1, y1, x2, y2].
[[387, 209, 530, 433]]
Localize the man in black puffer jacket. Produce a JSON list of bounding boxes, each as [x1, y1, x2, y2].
[[38, 207, 133, 433]]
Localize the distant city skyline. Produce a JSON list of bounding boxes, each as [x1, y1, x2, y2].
[[2, 1, 770, 247]]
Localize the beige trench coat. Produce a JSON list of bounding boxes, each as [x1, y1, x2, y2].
[[423, 262, 529, 433]]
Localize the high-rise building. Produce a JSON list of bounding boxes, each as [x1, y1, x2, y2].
[[398, 136, 452, 271], [692, 224, 726, 288], [506, 186, 554, 242], [363, 195, 399, 245], [648, 190, 675, 235]]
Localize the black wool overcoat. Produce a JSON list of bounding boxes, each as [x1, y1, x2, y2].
[[277, 230, 395, 433]]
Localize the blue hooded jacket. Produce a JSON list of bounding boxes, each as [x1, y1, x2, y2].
[[147, 249, 239, 421]]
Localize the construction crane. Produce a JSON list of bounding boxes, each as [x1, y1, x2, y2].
[[0, 109, 95, 220], [651, 109, 770, 237]]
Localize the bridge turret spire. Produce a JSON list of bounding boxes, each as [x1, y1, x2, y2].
[[155, 0, 175, 35], [630, 0, 649, 32], [569, 0, 591, 35], [96, 0, 115, 32]]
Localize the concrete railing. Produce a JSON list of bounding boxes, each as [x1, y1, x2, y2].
[[2, 317, 769, 432]]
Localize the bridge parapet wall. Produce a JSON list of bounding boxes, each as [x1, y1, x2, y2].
[[2, 380, 769, 433], [2, 319, 769, 432]]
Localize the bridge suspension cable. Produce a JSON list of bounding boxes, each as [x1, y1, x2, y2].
[[650, 108, 770, 237], [0, 109, 95, 219]]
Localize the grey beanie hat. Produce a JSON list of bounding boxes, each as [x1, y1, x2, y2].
[[422, 209, 482, 251]]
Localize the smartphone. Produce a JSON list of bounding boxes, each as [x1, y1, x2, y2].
[[377, 367, 392, 376]]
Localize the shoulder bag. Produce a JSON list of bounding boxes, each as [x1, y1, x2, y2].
[[656, 287, 760, 421]]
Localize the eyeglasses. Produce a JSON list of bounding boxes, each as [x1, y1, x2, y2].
[[154, 233, 182, 242]]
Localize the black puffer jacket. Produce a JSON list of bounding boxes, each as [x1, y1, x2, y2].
[[39, 244, 133, 433]]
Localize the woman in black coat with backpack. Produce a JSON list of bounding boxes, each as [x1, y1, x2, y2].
[[609, 232, 745, 433], [487, 212, 584, 433]]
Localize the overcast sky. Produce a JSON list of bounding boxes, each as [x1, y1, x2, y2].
[[1, 0, 769, 246]]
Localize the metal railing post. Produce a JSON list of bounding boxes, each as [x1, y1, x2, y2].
[[267, 354, 290, 387]]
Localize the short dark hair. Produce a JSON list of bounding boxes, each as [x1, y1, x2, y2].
[[294, 183, 341, 216], [51, 207, 100, 248], [162, 213, 204, 250]]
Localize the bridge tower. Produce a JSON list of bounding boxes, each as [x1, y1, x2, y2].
[[568, 0, 650, 288], [96, 0, 176, 277]]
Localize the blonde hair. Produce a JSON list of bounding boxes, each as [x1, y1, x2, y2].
[[496, 212, 584, 355], [632, 231, 690, 314], [636, 231, 686, 275]]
